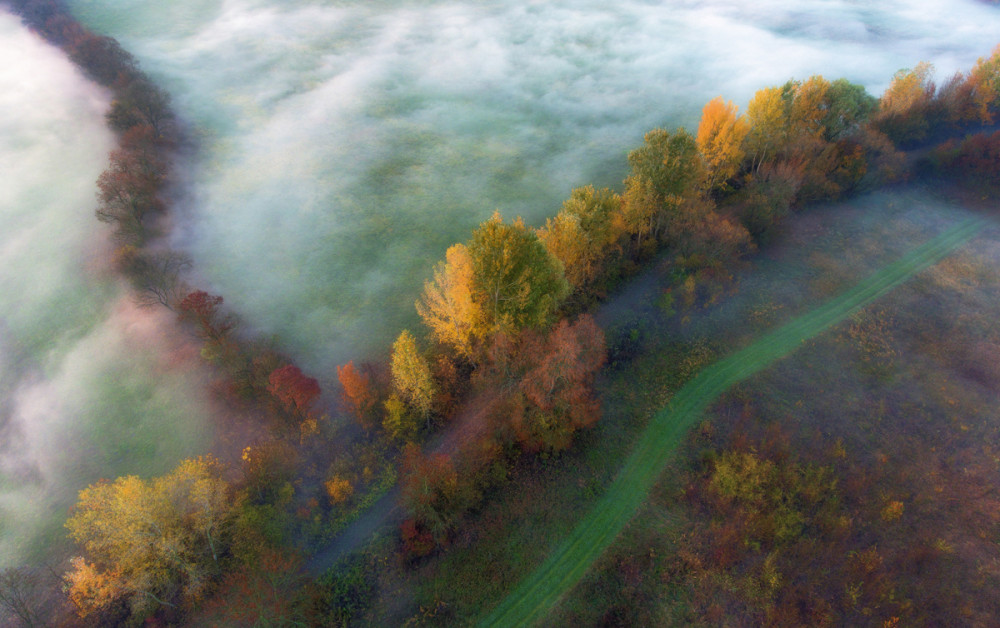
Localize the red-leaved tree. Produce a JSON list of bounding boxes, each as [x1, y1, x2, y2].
[[267, 365, 321, 417], [512, 315, 607, 452]]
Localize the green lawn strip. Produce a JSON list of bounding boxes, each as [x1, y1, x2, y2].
[[479, 215, 986, 627]]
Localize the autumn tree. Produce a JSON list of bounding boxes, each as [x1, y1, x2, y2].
[[336, 360, 380, 430], [68, 33, 137, 87], [383, 394, 419, 443], [743, 76, 880, 207], [64, 457, 237, 624], [784, 75, 831, 139], [238, 440, 296, 507], [467, 212, 568, 336], [873, 62, 937, 145], [400, 445, 477, 544], [737, 161, 801, 240], [619, 128, 704, 252], [696, 97, 749, 191], [94, 141, 166, 245], [391, 330, 437, 423], [106, 77, 174, 136], [670, 194, 754, 273], [968, 45, 1000, 122], [744, 86, 789, 173], [195, 549, 306, 627], [415, 243, 482, 360], [177, 290, 237, 346], [267, 364, 321, 416], [537, 185, 622, 294], [511, 315, 607, 452]]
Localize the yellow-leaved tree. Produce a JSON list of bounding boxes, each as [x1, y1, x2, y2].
[[696, 97, 749, 191], [873, 61, 936, 144], [415, 243, 482, 360], [537, 185, 622, 294], [64, 457, 236, 625], [466, 211, 568, 337], [744, 86, 788, 173], [391, 329, 437, 424]]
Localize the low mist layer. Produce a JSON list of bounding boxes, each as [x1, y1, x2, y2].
[[66, 0, 1000, 374]]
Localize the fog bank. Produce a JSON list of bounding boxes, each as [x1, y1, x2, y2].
[[0, 12, 214, 568], [65, 1, 1000, 376]]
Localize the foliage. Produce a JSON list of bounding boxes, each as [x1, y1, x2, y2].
[[511, 315, 607, 452], [619, 128, 705, 251], [196, 549, 307, 627], [736, 161, 799, 240], [467, 212, 568, 336], [336, 360, 381, 431], [239, 441, 296, 507], [305, 556, 377, 627], [822, 78, 878, 140], [390, 329, 437, 421], [696, 97, 749, 190], [537, 185, 623, 295], [924, 129, 1000, 188], [178, 290, 235, 345], [94, 132, 167, 245], [744, 86, 788, 173], [325, 475, 355, 505], [115, 246, 190, 310], [968, 45, 1000, 122], [382, 394, 419, 443], [400, 445, 476, 545], [873, 62, 937, 145], [64, 457, 237, 624], [267, 364, 321, 417], [416, 244, 483, 360]]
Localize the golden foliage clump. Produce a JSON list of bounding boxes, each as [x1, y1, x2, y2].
[[325, 475, 354, 504], [64, 457, 235, 623], [697, 96, 749, 189]]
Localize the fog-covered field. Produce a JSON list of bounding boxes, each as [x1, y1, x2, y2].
[[67, 0, 1000, 372]]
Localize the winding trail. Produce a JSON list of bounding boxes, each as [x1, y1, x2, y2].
[[479, 215, 986, 627]]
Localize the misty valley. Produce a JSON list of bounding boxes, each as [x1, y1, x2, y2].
[[3, 0, 1000, 626]]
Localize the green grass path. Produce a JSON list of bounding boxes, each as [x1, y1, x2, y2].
[[479, 216, 986, 627]]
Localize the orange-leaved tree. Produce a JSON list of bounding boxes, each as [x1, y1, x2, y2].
[[415, 243, 482, 360], [399, 444, 477, 546], [873, 62, 937, 145], [697, 97, 749, 191], [267, 364, 321, 417], [968, 45, 1000, 123], [336, 360, 380, 431]]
